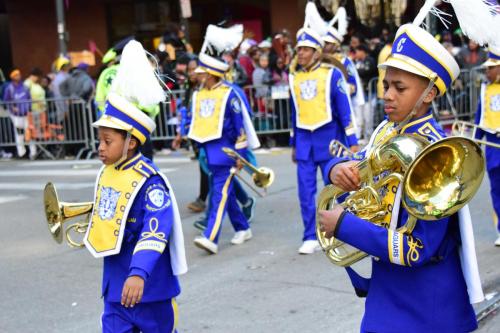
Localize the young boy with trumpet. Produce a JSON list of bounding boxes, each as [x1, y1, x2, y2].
[[317, 4, 487, 330], [84, 41, 187, 332]]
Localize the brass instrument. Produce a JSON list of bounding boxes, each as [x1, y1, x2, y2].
[[222, 147, 275, 197], [316, 134, 485, 267], [321, 54, 349, 81], [329, 139, 353, 158], [44, 182, 93, 248], [451, 120, 500, 149]]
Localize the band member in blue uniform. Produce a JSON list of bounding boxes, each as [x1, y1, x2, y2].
[[474, 46, 500, 246], [290, 25, 359, 254], [188, 27, 252, 254], [84, 41, 187, 333], [318, 5, 487, 331]]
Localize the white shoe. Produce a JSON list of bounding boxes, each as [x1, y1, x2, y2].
[[298, 240, 321, 254], [495, 235, 500, 247], [194, 236, 218, 254], [231, 229, 252, 245]]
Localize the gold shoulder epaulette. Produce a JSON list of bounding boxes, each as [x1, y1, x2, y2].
[[133, 160, 157, 178]]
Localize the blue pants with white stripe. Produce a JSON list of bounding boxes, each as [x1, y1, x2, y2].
[[297, 158, 329, 241], [102, 299, 178, 333], [488, 166, 500, 233], [203, 165, 249, 243]]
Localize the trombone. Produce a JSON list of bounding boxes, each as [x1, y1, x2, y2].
[[44, 182, 93, 247], [222, 147, 275, 197], [329, 139, 354, 158], [451, 120, 500, 149]]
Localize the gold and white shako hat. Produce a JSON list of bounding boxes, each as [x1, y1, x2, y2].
[[93, 93, 156, 145], [323, 26, 343, 45], [483, 45, 500, 67], [195, 24, 243, 78], [93, 40, 164, 144], [379, 24, 460, 96], [296, 27, 324, 50], [194, 53, 229, 78]]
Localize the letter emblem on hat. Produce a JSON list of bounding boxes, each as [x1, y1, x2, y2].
[[396, 37, 407, 53]]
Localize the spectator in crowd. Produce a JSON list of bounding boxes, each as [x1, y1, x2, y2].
[[52, 56, 70, 124], [258, 39, 272, 56], [60, 62, 94, 102], [349, 33, 364, 59], [252, 53, 272, 114], [270, 32, 293, 71], [353, 44, 377, 141], [456, 38, 488, 70], [3, 69, 33, 158], [0, 68, 14, 159], [239, 44, 261, 85], [24, 68, 46, 159], [223, 51, 248, 87], [270, 55, 290, 131]]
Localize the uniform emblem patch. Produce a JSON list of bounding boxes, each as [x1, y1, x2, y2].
[[490, 94, 500, 112], [98, 186, 121, 220], [231, 97, 242, 113], [300, 80, 318, 100], [200, 98, 216, 118], [145, 184, 171, 211], [337, 78, 347, 95]]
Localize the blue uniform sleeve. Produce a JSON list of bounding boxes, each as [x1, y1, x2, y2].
[[336, 211, 451, 267], [331, 69, 358, 147], [323, 149, 367, 185], [474, 99, 485, 140], [228, 90, 248, 157], [129, 177, 174, 281], [178, 105, 191, 137]]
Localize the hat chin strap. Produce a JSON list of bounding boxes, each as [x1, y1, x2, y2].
[[114, 132, 132, 168], [395, 78, 436, 131]]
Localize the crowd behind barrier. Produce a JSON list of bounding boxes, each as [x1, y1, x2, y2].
[[0, 67, 486, 160]]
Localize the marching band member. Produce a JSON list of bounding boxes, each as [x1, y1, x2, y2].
[[318, 1, 490, 331], [322, 6, 366, 140], [290, 5, 359, 254], [474, 45, 500, 246], [84, 40, 187, 332], [188, 24, 252, 254]]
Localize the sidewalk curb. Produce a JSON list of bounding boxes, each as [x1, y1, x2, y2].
[[475, 290, 500, 322]]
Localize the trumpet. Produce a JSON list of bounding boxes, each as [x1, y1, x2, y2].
[[222, 147, 275, 197], [44, 182, 93, 248], [451, 120, 500, 149]]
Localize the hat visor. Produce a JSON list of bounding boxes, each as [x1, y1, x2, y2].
[[92, 116, 133, 132], [378, 57, 428, 80], [194, 66, 206, 74], [482, 59, 500, 67], [295, 41, 322, 50]]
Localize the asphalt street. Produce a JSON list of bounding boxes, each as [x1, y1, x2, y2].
[[0, 148, 499, 332]]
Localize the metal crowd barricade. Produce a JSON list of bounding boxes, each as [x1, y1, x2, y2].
[[366, 68, 482, 133], [150, 89, 186, 143], [0, 97, 91, 159], [243, 84, 292, 134]]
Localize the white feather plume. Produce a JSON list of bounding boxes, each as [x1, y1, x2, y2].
[[201, 24, 243, 54], [413, 0, 437, 27], [111, 40, 165, 108], [304, 1, 328, 36], [329, 7, 348, 36], [446, 0, 498, 46]]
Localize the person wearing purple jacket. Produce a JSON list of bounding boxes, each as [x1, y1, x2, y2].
[[3, 69, 33, 158]]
